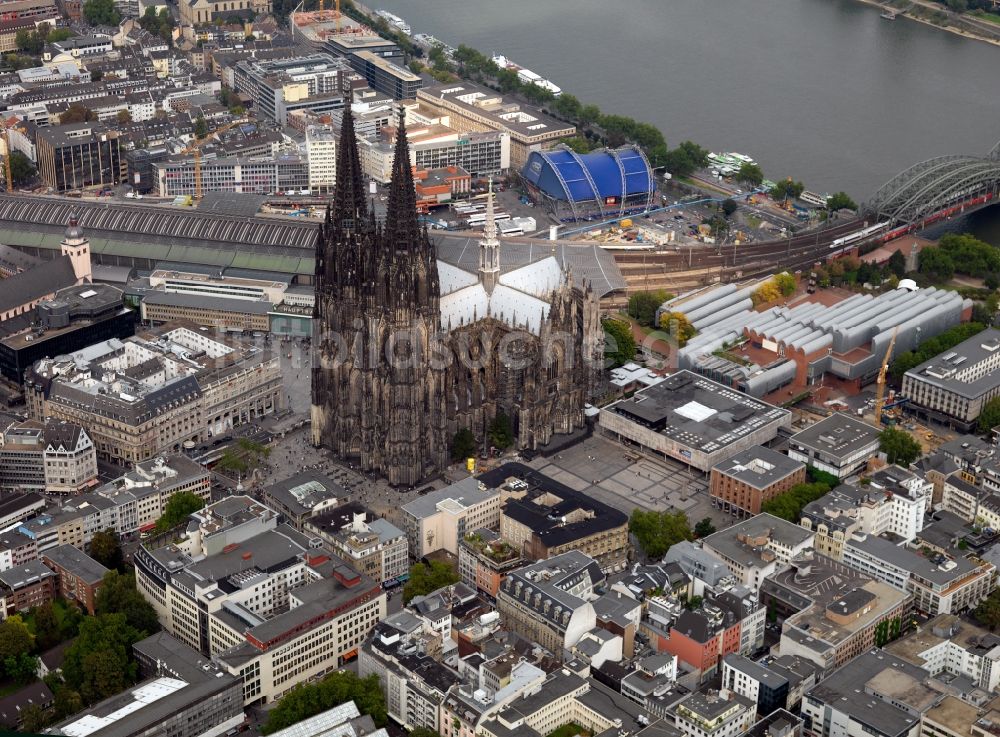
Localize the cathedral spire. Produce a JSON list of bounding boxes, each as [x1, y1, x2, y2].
[[330, 102, 368, 231], [478, 178, 501, 294], [383, 109, 421, 252]]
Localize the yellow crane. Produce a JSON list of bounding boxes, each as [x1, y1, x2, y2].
[[874, 327, 898, 426], [180, 119, 246, 200], [317, 0, 340, 30], [1, 120, 27, 194]]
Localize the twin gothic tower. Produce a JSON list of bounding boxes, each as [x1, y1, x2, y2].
[[310, 106, 603, 486]]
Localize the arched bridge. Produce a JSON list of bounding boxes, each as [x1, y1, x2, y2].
[[865, 140, 1000, 225]]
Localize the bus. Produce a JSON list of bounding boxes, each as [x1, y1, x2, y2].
[[498, 222, 523, 237], [468, 211, 510, 226]]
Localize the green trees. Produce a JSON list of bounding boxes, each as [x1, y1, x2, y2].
[[8, 150, 35, 187], [15, 29, 44, 54], [761, 481, 833, 522], [918, 234, 1000, 283], [887, 249, 907, 277], [60, 104, 96, 125], [737, 162, 764, 187], [721, 199, 739, 217], [662, 140, 710, 178], [451, 428, 476, 461], [627, 289, 673, 327], [771, 178, 805, 202], [629, 509, 692, 559], [262, 672, 386, 734], [890, 322, 986, 381], [217, 438, 270, 476], [0, 617, 38, 684], [562, 135, 592, 154], [773, 272, 797, 297], [82, 0, 120, 25], [658, 311, 696, 347], [694, 518, 716, 538], [154, 491, 205, 533], [95, 571, 160, 635], [137, 5, 174, 40], [89, 529, 123, 571], [975, 589, 1000, 631], [978, 396, 1000, 434], [826, 191, 857, 211], [603, 317, 636, 367], [62, 614, 140, 704], [488, 410, 513, 450], [879, 427, 922, 466], [403, 561, 459, 604], [193, 116, 209, 139], [48, 28, 73, 42]]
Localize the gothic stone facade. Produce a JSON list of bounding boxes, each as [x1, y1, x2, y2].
[[311, 110, 602, 486]]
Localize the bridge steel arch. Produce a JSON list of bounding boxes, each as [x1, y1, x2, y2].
[[866, 143, 1000, 224]]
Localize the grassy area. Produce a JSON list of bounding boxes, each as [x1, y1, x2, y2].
[[971, 9, 1000, 25], [547, 724, 590, 737], [22, 597, 81, 643]]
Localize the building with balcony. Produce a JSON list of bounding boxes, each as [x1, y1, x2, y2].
[[885, 613, 1000, 693], [457, 528, 523, 599], [401, 476, 502, 558], [673, 689, 755, 737], [0, 560, 57, 617], [304, 501, 408, 584], [41, 543, 108, 614]]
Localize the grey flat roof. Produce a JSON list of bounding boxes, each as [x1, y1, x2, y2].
[[401, 476, 497, 520], [905, 328, 1000, 400], [606, 371, 790, 453], [807, 652, 930, 737], [42, 544, 108, 584], [0, 560, 56, 589], [789, 412, 881, 460], [142, 290, 273, 313], [712, 445, 805, 488], [703, 513, 813, 568], [846, 533, 979, 586]]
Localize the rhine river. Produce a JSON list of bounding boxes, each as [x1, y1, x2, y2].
[[374, 0, 1000, 242]]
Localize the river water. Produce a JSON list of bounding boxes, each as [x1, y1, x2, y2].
[[375, 0, 1000, 242]]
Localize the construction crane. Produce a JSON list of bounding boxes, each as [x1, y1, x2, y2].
[[316, 0, 340, 30], [874, 327, 898, 426], [1, 120, 27, 194], [180, 119, 246, 200]]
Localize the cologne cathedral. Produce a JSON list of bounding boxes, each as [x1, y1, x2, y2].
[[311, 107, 604, 486]]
